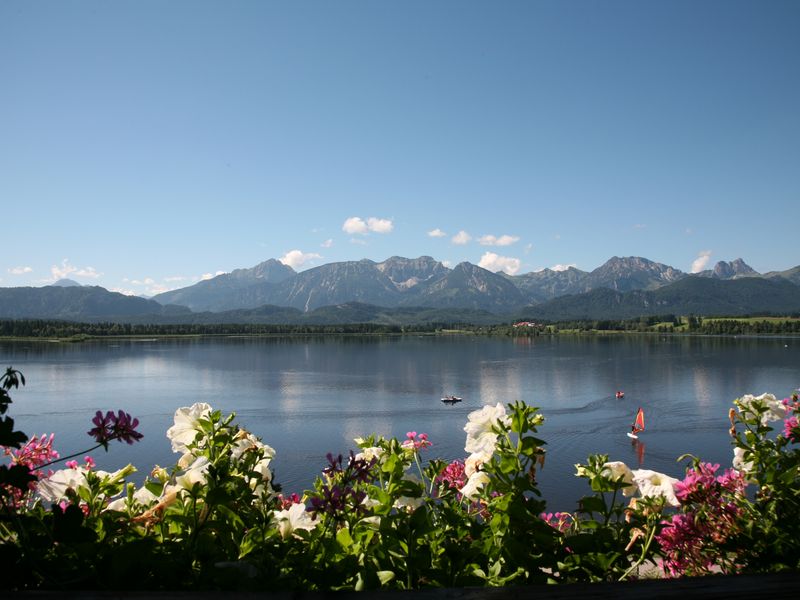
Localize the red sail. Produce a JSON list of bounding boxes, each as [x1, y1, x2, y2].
[[634, 408, 645, 432]]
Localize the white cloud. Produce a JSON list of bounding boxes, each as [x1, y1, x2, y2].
[[451, 230, 472, 245], [478, 252, 521, 275], [367, 217, 393, 233], [130, 277, 156, 286], [524, 243, 533, 254], [145, 283, 172, 295], [350, 238, 368, 245], [553, 233, 562, 241], [342, 216, 394, 235], [343, 217, 368, 234], [164, 275, 188, 282], [321, 238, 334, 248], [442, 260, 452, 268], [551, 263, 576, 272], [200, 271, 226, 281], [109, 287, 138, 296], [279, 250, 322, 270], [691, 250, 712, 273], [50, 259, 102, 281], [478, 234, 520, 247], [8, 266, 33, 275], [428, 228, 447, 238]]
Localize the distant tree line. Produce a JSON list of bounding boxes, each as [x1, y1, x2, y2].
[[543, 315, 682, 333], [2, 315, 799, 339], [0, 319, 483, 338], [686, 318, 800, 335]]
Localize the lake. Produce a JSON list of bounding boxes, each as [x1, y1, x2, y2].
[[2, 335, 797, 510]]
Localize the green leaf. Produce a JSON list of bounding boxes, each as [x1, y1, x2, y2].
[[336, 527, 354, 550], [377, 570, 395, 585], [0, 416, 27, 449], [579, 495, 607, 514], [0, 464, 36, 492]]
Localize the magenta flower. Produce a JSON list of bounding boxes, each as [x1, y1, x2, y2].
[[277, 492, 303, 510], [657, 461, 747, 577], [7, 433, 60, 471], [88, 410, 143, 447], [540, 511, 573, 533], [436, 459, 467, 492], [402, 431, 432, 451], [1, 433, 60, 510], [783, 415, 799, 442]]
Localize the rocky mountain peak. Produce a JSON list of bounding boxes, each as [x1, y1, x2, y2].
[[376, 256, 449, 290], [229, 259, 296, 283], [712, 259, 758, 279]]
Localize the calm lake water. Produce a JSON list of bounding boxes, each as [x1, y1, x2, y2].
[[2, 335, 798, 510]]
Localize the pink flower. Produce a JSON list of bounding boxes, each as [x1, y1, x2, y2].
[[402, 431, 432, 451], [783, 416, 799, 442], [436, 460, 467, 491], [540, 511, 573, 533], [277, 493, 303, 510]]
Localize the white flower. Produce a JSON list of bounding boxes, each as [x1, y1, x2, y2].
[[37, 467, 89, 503], [736, 393, 788, 426], [354, 446, 384, 464], [273, 502, 316, 539], [464, 450, 492, 477], [166, 402, 212, 454], [393, 473, 424, 511], [174, 455, 210, 491], [459, 470, 490, 500], [394, 495, 425, 511], [464, 403, 510, 456], [133, 486, 158, 506], [232, 429, 276, 462], [601, 461, 638, 497], [733, 447, 755, 475], [631, 469, 680, 507], [249, 457, 274, 497], [105, 485, 155, 513]]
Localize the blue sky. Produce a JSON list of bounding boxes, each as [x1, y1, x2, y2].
[[1, 1, 798, 296]]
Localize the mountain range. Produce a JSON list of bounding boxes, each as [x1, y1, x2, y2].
[[1, 256, 799, 324], [152, 255, 800, 313]]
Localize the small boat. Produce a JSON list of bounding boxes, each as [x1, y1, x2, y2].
[[615, 391, 625, 399], [441, 395, 463, 404], [627, 407, 645, 439]]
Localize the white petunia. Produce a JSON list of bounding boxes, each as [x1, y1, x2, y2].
[[464, 450, 492, 477], [733, 447, 755, 476], [736, 393, 788, 426], [459, 470, 490, 501], [354, 446, 384, 464], [174, 455, 210, 491], [166, 402, 212, 454], [601, 461, 638, 497], [631, 469, 680, 507], [273, 502, 317, 540], [464, 403, 511, 456], [231, 429, 276, 462], [37, 467, 89, 503], [249, 457, 274, 497]]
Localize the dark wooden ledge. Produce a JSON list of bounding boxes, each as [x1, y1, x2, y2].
[[6, 573, 800, 600]]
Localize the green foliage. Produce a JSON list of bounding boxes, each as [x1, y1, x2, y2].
[[3, 368, 800, 591]]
